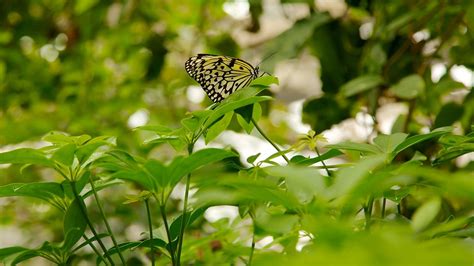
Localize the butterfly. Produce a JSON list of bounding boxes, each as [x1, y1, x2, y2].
[[185, 54, 259, 103]]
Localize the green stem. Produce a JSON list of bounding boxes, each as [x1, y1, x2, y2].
[[145, 199, 156, 266], [248, 230, 256, 266], [159, 203, 176, 265], [250, 118, 290, 163], [314, 146, 331, 177], [365, 196, 374, 230], [381, 198, 387, 219], [70, 182, 114, 265], [81, 235, 105, 265], [88, 176, 126, 265], [176, 143, 195, 266]]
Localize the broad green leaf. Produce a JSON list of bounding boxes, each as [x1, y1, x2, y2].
[[434, 103, 464, 128], [329, 155, 387, 199], [11, 250, 41, 265], [340, 75, 384, 97], [0, 148, 53, 167], [383, 186, 411, 204], [0, 247, 28, 260], [181, 116, 201, 133], [134, 124, 174, 134], [254, 206, 299, 234], [144, 159, 167, 188], [433, 143, 474, 165], [106, 150, 141, 169], [390, 127, 452, 160], [169, 208, 206, 241], [0, 182, 67, 210], [373, 133, 408, 154], [264, 166, 326, 203], [204, 92, 272, 129], [167, 148, 237, 186], [389, 74, 425, 99], [326, 142, 381, 154], [291, 149, 343, 166], [42, 132, 91, 145], [250, 76, 279, 86], [52, 143, 76, 166], [411, 197, 442, 232], [205, 111, 233, 144], [247, 153, 261, 164], [112, 170, 155, 191], [63, 199, 87, 250]]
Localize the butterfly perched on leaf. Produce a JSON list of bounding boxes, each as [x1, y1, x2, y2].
[[185, 54, 259, 103]]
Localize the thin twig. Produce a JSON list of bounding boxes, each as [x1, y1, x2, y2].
[[251, 118, 290, 163], [88, 176, 126, 265], [145, 199, 156, 266]]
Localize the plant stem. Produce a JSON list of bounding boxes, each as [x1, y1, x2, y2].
[[176, 143, 195, 265], [381, 198, 387, 219], [248, 230, 256, 266], [88, 176, 126, 265], [70, 182, 114, 265], [314, 146, 331, 177], [145, 199, 156, 266], [250, 118, 290, 163], [365, 196, 374, 230], [159, 203, 175, 265], [81, 235, 105, 265]]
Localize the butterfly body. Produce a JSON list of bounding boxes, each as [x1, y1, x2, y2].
[[185, 54, 259, 102]]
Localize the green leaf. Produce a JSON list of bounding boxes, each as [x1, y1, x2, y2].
[[0, 148, 53, 167], [264, 166, 326, 203], [167, 148, 237, 186], [383, 186, 411, 204], [250, 76, 279, 86], [326, 142, 381, 154], [390, 127, 452, 160], [181, 116, 201, 133], [411, 197, 442, 232], [247, 153, 261, 164], [373, 133, 408, 154], [134, 124, 174, 134], [112, 170, 155, 191], [0, 182, 66, 210], [63, 199, 87, 250], [434, 103, 464, 128], [291, 149, 343, 166], [254, 206, 299, 234], [11, 250, 41, 265], [0, 247, 28, 260], [169, 208, 206, 241], [52, 143, 76, 166], [433, 143, 474, 165], [144, 159, 167, 188], [204, 92, 272, 129], [340, 75, 384, 97], [389, 74, 425, 99], [205, 111, 233, 144], [329, 155, 387, 199]]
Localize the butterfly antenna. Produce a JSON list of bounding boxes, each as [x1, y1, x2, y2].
[[256, 51, 278, 67]]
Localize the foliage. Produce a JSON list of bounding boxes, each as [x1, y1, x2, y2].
[[1, 0, 473, 265]]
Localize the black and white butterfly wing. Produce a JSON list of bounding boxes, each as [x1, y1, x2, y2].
[[185, 54, 259, 103]]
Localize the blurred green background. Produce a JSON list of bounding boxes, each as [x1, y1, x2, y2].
[[1, 0, 473, 265]]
